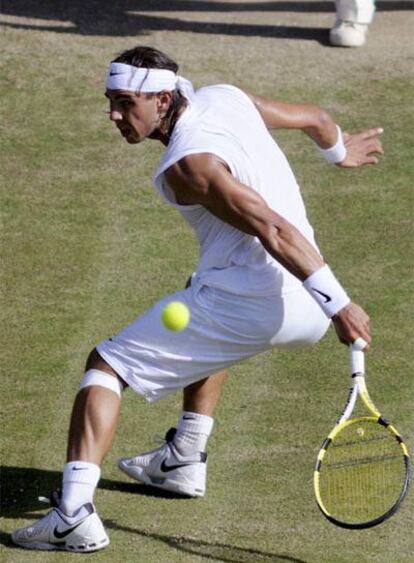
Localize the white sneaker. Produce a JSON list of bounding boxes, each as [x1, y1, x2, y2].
[[330, 21, 369, 47], [11, 502, 109, 552], [118, 429, 207, 497]]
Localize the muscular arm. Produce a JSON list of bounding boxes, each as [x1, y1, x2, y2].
[[164, 154, 324, 280], [165, 153, 371, 345], [245, 91, 338, 148], [245, 91, 384, 166]]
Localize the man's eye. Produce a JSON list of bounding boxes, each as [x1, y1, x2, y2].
[[109, 100, 131, 111]]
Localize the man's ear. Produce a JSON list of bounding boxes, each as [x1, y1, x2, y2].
[[157, 90, 173, 113]]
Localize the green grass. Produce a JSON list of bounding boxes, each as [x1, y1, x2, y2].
[[1, 10, 413, 563]]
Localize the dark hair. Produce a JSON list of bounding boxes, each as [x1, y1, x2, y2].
[[113, 45, 179, 73], [113, 46, 186, 141]]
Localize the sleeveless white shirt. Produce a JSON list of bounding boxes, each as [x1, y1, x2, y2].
[[153, 85, 319, 296]]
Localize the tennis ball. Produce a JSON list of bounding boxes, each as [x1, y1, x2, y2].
[[161, 301, 190, 332]]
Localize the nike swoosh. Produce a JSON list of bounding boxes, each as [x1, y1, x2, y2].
[[109, 71, 124, 76], [311, 288, 332, 303], [160, 459, 193, 473], [53, 521, 84, 539], [182, 416, 196, 420], [72, 467, 88, 471]]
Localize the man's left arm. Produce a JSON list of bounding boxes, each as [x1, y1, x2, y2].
[[244, 91, 384, 168]]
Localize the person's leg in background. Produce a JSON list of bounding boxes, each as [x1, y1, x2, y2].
[[330, 0, 376, 47]]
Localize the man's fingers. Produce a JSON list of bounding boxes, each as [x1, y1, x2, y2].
[[362, 156, 379, 165], [365, 139, 384, 154], [360, 127, 384, 140], [345, 137, 383, 153], [340, 155, 379, 167], [333, 302, 372, 348], [365, 136, 384, 149], [344, 128, 384, 148]]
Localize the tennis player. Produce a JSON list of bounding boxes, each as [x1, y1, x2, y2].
[[12, 45, 383, 552]]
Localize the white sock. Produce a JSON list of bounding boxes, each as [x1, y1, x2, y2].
[[60, 461, 101, 516], [173, 411, 214, 455]]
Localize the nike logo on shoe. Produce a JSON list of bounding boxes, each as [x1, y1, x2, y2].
[[311, 288, 332, 303], [160, 459, 194, 473], [72, 467, 88, 471], [53, 520, 84, 539]]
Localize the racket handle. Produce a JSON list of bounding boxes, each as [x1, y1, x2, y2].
[[350, 338, 367, 375]]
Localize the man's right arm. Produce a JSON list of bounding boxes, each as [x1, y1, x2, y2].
[[164, 154, 371, 347]]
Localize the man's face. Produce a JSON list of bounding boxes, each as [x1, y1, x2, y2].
[[105, 90, 161, 144]]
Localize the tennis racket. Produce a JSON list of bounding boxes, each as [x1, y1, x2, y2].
[[314, 338, 410, 529]]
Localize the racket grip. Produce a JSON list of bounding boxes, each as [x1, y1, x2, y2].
[[350, 338, 367, 375]]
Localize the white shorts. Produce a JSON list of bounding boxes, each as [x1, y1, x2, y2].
[[96, 279, 330, 402]]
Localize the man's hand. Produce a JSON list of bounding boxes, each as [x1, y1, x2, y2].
[[337, 128, 384, 168], [332, 302, 371, 348]]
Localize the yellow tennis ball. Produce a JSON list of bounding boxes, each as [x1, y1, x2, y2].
[[161, 301, 191, 332]]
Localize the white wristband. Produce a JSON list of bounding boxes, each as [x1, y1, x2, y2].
[[316, 125, 347, 164], [303, 265, 350, 318]]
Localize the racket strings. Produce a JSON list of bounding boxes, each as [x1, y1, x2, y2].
[[320, 420, 406, 523]]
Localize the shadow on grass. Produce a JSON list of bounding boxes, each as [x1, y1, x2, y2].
[[2, 0, 411, 44], [0, 520, 309, 562], [2, 0, 411, 20], [0, 465, 191, 520], [1, 19, 329, 45], [3, 1, 410, 45], [0, 526, 309, 563], [106, 520, 310, 562], [1, 466, 309, 561]]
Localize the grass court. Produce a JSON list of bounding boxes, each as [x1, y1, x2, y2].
[[1, 1, 413, 561]]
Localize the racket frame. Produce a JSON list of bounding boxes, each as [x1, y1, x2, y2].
[[314, 343, 410, 529]]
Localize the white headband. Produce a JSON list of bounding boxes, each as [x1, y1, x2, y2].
[[106, 62, 194, 100]]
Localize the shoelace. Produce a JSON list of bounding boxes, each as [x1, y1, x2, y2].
[[38, 490, 61, 508], [153, 427, 177, 445]]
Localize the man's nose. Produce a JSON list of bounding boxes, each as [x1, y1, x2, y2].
[[109, 110, 122, 121]]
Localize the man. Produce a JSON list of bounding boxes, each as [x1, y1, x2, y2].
[[330, 0, 376, 47], [12, 45, 382, 552]]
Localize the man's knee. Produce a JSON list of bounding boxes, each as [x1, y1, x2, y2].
[[83, 348, 128, 393]]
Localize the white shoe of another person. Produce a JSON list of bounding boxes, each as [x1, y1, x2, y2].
[[330, 21, 369, 47], [330, 0, 375, 47], [11, 502, 109, 552], [118, 428, 207, 497]]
